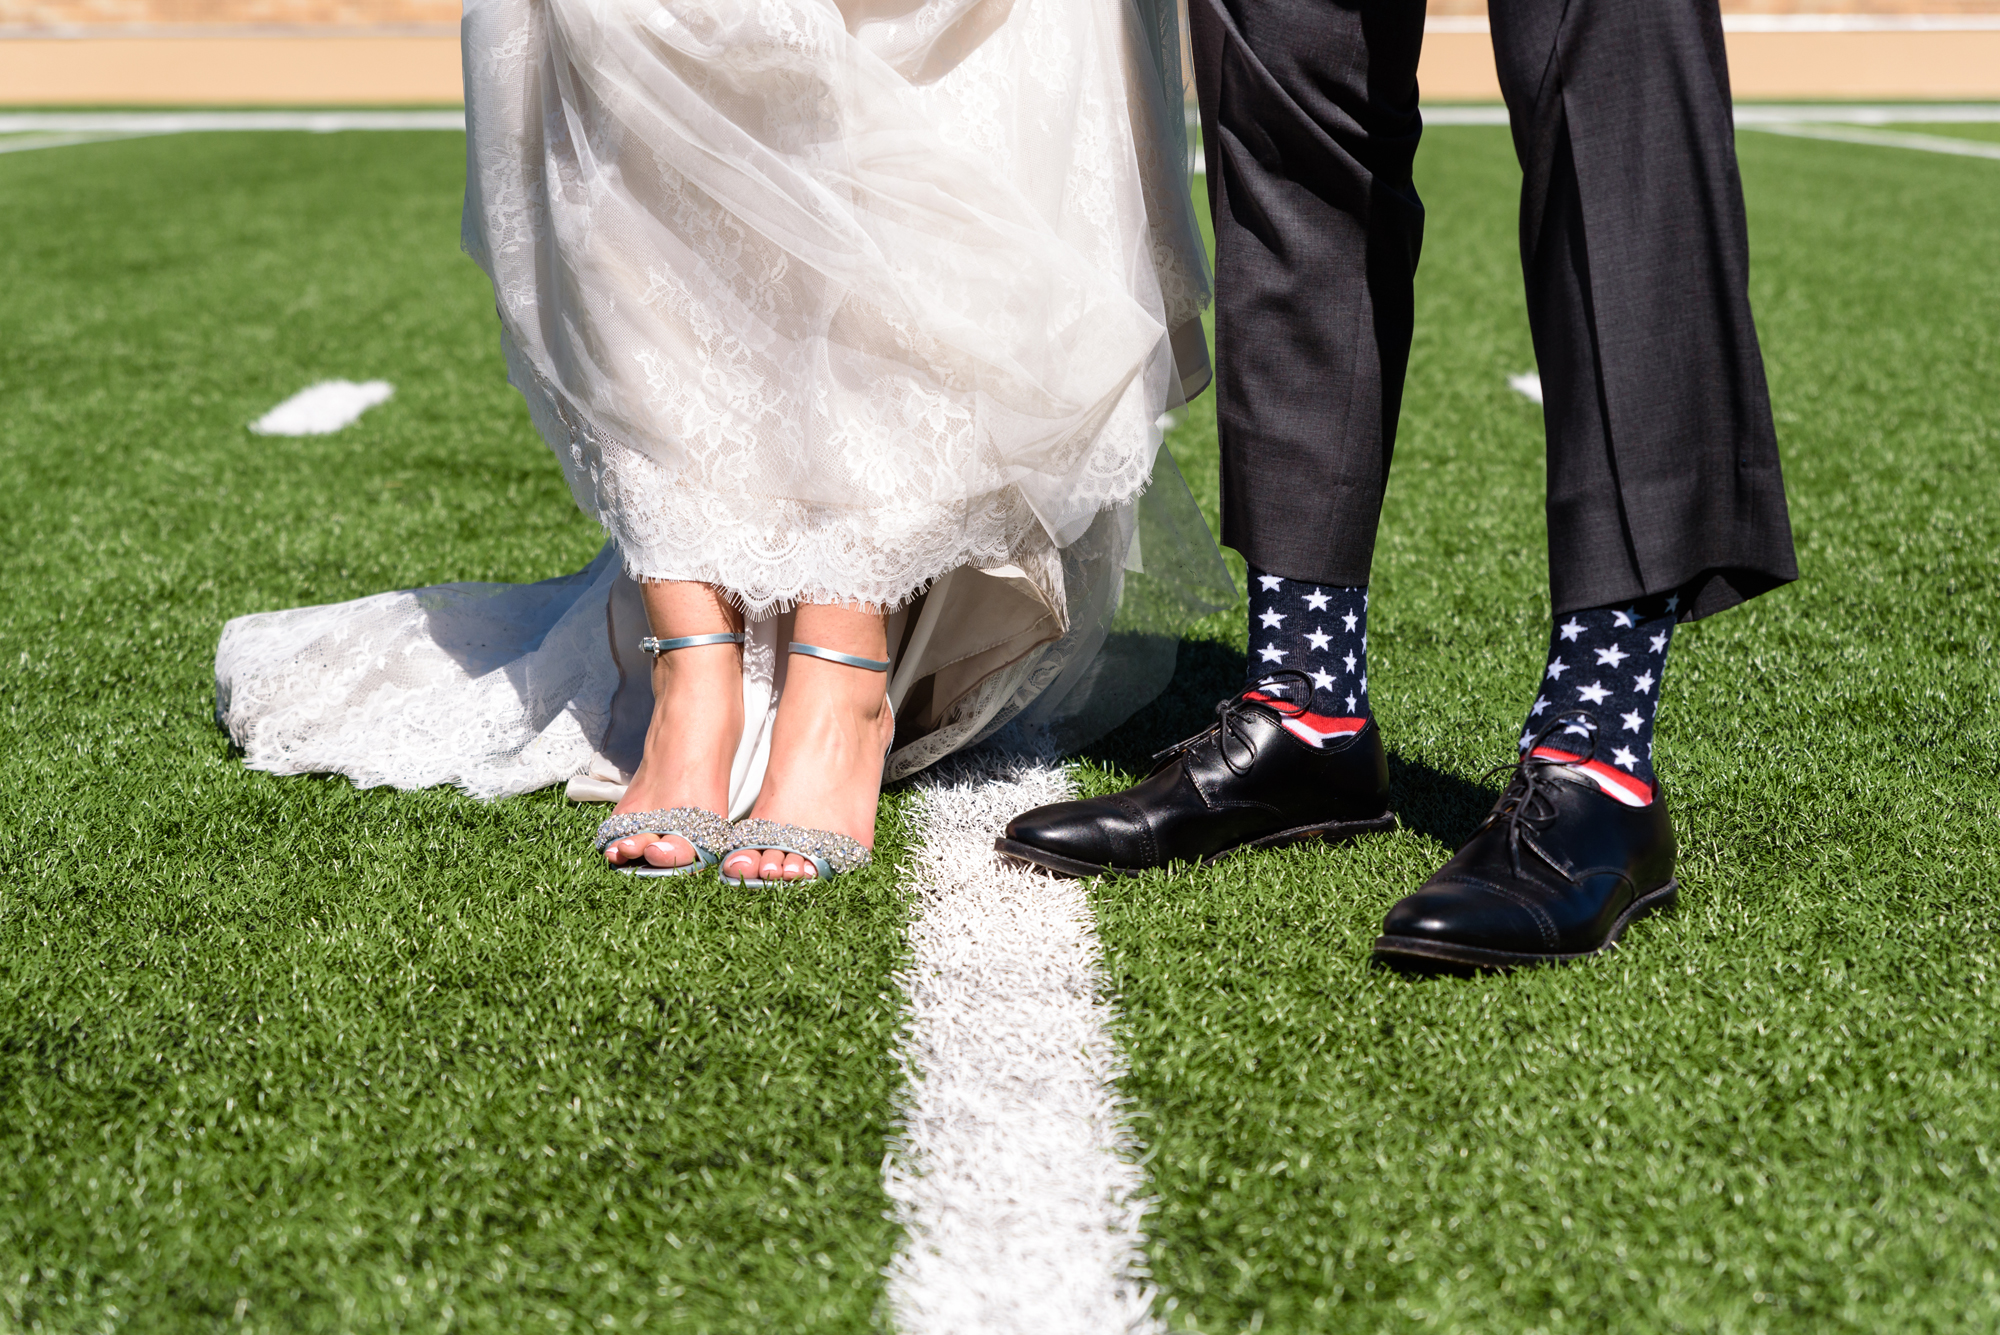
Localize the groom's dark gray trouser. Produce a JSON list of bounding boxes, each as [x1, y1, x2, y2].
[[1190, 0, 1799, 619]]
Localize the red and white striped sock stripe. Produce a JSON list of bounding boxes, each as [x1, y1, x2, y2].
[[1529, 746, 1655, 807]]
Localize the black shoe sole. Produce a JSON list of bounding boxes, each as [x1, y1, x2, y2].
[[993, 811, 1398, 881], [1371, 879, 1679, 972]]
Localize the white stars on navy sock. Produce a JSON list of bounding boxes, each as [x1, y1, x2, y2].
[[1522, 594, 1678, 789], [1244, 568, 1370, 717]]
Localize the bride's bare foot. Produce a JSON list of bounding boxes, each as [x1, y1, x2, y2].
[[720, 604, 893, 883], [604, 582, 743, 871]]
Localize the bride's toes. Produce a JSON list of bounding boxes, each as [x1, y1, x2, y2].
[[717, 848, 817, 883], [642, 835, 695, 869], [606, 834, 650, 866]]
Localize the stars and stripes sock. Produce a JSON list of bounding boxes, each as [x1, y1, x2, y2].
[[1243, 568, 1370, 746], [1522, 593, 1678, 806]]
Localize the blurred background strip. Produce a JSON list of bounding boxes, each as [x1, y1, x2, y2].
[[1424, 0, 2000, 100], [3, 0, 1999, 109], [0, 0, 461, 104]]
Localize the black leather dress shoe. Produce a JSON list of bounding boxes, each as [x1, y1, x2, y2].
[[996, 676, 1395, 878], [1373, 742, 1677, 970]]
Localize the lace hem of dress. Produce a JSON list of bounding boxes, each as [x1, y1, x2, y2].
[[504, 330, 1159, 619]]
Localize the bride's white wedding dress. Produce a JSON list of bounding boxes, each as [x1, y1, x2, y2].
[[214, 0, 1228, 811]]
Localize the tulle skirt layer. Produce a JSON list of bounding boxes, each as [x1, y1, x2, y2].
[[461, 0, 1213, 615], [215, 0, 1231, 804]]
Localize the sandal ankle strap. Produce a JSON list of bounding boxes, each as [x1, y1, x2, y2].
[[789, 641, 890, 672], [639, 631, 744, 655]]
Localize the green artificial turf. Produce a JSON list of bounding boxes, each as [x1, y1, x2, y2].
[[4, 119, 1998, 1335], [1090, 129, 2000, 1331], [0, 133, 907, 1333]]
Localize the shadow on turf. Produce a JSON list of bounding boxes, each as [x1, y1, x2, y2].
[[1074, 638, 1247, 773], [1075, 639, 1498, 849], [1382, 753, 1496, 850]]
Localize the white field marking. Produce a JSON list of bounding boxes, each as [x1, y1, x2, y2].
[[0, 130, 173, 156], [1734, 104, 2000, 126], [1427, 14, 2000, 31], [1187, 105, 2000, 168], [1508, 372, 1544, 405], [885, 753, 1163, 1335], [251, 380, 394, 436], [1720, 13, 2000, 30], [1743, 122, 2000, 161], [1387, 105, 2000, 129]]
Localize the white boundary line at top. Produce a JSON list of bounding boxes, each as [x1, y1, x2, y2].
[[1426, 14, 2000, 31], [883, 755, 1163, 1335], [1184, 104, 2000, 171], [1745, 121, 2000, 159], [5, 103, 1997, 138], [1421, 103, 2000, 126]]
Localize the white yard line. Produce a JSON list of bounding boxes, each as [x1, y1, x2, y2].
[[885, 755, 1163, 1335], [1432, 14, 2000, 32], [7, 105, 1993, 164], [1742, 122, 2000, 161], [1722, 14, 2000, 30], [1187, 105, 2000, 171], [0, 129, 173, 155], [1426, 14, 2000, 32], [1735, 104, 2000, 126], [1424, 104, 2000, 129]]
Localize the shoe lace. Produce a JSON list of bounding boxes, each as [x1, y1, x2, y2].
[[1477, 710, 1602, 881], [1151, 670, 1313, 777]]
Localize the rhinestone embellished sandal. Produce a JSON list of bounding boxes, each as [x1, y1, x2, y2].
[[594, 806, 732, 877], [595, 628, 745, 877], [721, 817, 872, 887], [720, 641, 889, 887]]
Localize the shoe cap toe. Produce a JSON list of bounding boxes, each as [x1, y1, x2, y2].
[[1004, 797, 1148, 864], [1381, 880, 1561, 956]]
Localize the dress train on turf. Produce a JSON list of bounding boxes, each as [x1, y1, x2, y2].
[[213, 0, 1230, 809]]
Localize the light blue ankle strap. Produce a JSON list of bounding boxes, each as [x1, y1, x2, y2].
[[639, 631, 745, 655], [789, 641, 891, 672]]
